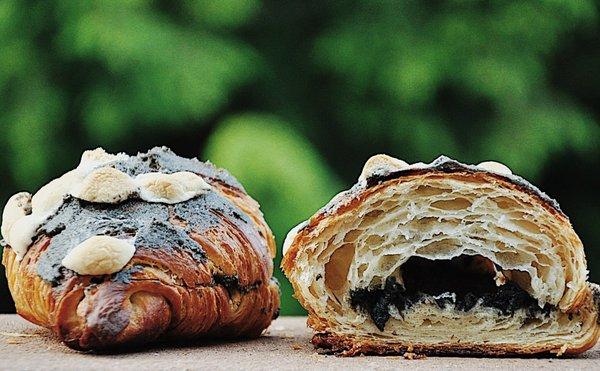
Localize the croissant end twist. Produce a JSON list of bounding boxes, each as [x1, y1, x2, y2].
[[2, 147, 280, 350]]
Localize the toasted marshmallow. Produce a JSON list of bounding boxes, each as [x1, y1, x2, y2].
[[31, 170, 83, 213], [72, 167, 137, 203], [359, 154, 409, 181], [8, 214, 43, 260], [477, 161, 513, 176], [1, 192, 32, 241], [62, 236, 135, 275], [136, 171, 211, 204], [495, 270, 508, 286], [78, 148, 126, 173]]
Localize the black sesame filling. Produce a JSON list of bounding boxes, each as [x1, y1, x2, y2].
[[349, 255, 552, 331]]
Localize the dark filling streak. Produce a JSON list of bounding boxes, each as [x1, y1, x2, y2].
[[349, 256, 551, 331], [271, 307, 280, 320], [592, 284, 600, 325], [269, 278, 281, 320], [213, 274, 262, 294], [210, 275, 277, 321]]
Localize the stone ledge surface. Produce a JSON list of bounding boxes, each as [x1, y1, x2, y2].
[[0, 314, 598, 370]]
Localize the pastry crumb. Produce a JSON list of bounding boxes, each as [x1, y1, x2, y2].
[[403, 352, 426, 360], [291, 342, 303, 350]]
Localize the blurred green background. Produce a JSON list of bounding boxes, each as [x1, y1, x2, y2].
[[0, 1, 599, 314]]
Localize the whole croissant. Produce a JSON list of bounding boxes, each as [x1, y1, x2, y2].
[[282, 154, 599, 356], [2, 147, 280, 350]]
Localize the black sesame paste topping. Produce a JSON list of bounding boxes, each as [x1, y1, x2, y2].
[[37, 197, 166, 283], [111, 146, 244, 190], [349, 256, 552, 331], [112, 264, 144, 284], [173, 192, 261, 250], [173, 191, 251, 229], [135, 220, 206, 261], [35, 147, 257, 285]]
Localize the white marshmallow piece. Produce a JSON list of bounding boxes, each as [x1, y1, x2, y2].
[[31, 170, 83, 213], [1, 192, 32, 241], [62, 236, 135, 275], [359, 154, 409, 181], [477, 161, 513, 176], [135, 171, 211, 204], [72, 167, 137, 203], [8, 214, 43, 260], [78, 148, 126, 174], [495, 270, 508, 286]]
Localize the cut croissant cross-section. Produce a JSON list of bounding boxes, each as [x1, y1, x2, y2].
[[282, 155, 600, 356]]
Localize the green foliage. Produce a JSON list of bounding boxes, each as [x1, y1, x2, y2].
[[187, 0, 260, 29], [0, 0, 599, 314], [0, 0, 257, 188], [311, 1, 598, 175], [204, 114, 342, 314]]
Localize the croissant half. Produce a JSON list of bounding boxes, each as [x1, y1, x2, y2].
[[2, 147, 279, 350], [282, 155, 600, 356]]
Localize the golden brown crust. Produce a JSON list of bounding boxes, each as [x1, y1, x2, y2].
[[3, 175, 279, 351], [216, 184, 277, 258], [311, 330, 596, 357]]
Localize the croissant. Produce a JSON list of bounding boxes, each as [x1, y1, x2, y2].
[[2, 147, 280, 350], [282, 154, 599, 356]]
